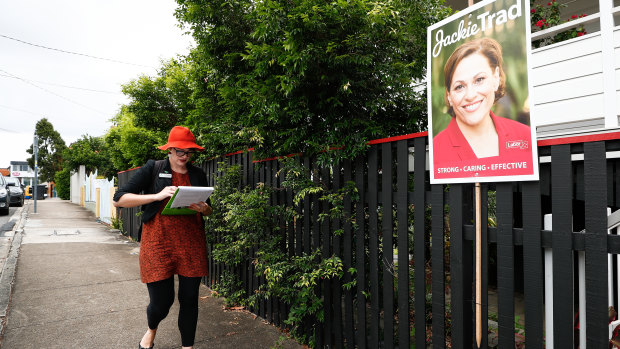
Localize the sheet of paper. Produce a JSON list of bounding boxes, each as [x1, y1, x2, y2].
[[169, 186, 214, 208]]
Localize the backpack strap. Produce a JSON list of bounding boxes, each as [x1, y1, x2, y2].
[[150, 159, 167, 194], [139, 159, 166, 242]]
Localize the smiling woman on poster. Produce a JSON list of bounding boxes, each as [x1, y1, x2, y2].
[[432, 37, 533, 180]]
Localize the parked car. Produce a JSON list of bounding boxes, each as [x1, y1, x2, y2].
[[5, 177, 24, 207], [0, 175, 9, 215]]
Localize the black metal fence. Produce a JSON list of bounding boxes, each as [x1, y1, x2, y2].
[[117, 132, 620, 348]]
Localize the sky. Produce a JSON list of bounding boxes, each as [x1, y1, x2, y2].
[[0, 1, 195, 169]]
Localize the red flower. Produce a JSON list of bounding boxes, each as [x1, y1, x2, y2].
[[536, 19, 546, 28], [531, 9, 536, 14], [577, 32, 584, 37], [547, 2, 551, 5], [571, 15, 578, 19]]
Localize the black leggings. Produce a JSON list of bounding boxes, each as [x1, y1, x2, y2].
[[146, 275, 202, 347]]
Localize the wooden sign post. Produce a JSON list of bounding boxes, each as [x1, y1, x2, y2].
[[475, 182, 482, 348]]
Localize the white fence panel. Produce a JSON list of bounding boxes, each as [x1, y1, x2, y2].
[[70, 172, 80, 204], [96, 178, 115, 225], [70, 165, 85, 205], [84, 171, 99, 202]]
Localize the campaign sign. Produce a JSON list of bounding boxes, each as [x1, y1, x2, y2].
[[427, 0, 539, 184]]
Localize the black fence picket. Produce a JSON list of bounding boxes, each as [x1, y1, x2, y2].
[[115, 134, 620, 349], [584, 141, 608, 348], [332, 162, 344, 348], [342, 159, 355, 347], [354, 155, 366, 347], [449, 183, 466, 349], [496, 183, 514, 349], [381, 142, 394, 349], [551, 144, 574, 348], [412, 137, 424, 349], [431, 184, 445, 348], [368, 145, 380, 349]]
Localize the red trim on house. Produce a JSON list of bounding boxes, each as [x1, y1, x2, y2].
[[116, 131, 620, 174], [537, 131, 620, 147], [223, 148, 255, 158], [367, 131, 428, 145], [206, 130, 620, 165], [117, 166, 140, 174], [253, 152, 302, 163], [224, 150, 245, 157]]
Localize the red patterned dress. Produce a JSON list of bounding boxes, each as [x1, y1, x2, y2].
[[139, 170, 209, 283]]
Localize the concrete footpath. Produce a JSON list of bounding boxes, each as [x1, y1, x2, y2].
[[0, 199, 302, 349]]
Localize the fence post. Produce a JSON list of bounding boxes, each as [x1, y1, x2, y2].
[[551, 144, 573, 348], [522, 182, 544, 348], [96, 188, 101, 218], [110, 187, 116, 220], [543, 214, 554, 348], [80, 186, 85, 207], [584, 141, 608, 348]]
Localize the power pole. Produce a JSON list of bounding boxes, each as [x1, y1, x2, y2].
[[33, 135, 38, 213]]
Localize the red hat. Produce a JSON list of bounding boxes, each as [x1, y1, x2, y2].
[[158, 126, 204, 151]]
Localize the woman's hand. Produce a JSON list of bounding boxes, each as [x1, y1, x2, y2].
[[156, 186, 178, 201], [188, 201, 213, 216], [114, 186, 177, 208]]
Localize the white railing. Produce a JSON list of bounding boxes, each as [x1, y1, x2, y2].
[[530, 14, 600, 41]]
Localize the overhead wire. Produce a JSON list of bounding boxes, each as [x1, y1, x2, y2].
[[0, 127, 20, 133], [0, 68, 107, 116], [0, 104, 41, 117], [0, 33, 156, 69], [0, 73, 120, 94]]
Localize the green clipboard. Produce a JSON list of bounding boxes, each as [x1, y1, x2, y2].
[[161, 189, 197, 215], [161, 186, 214, 215]]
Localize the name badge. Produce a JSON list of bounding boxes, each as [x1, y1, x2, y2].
[[159, 173, 172, 178]]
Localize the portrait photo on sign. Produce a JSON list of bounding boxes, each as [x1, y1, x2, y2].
[[427, 0, 539, 184]]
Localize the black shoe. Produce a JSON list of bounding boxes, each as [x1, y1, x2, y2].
[[139, 343, 154, 349]]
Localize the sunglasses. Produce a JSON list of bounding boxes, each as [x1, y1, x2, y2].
[[172, 148, 197, 157]]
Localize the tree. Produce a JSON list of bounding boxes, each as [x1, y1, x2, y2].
[[104, 107, 167, 170], [121, 59, 196, 133], [175, 0, 451, 162], [63, 135, 115, 179], [27, 118, 67, 183]]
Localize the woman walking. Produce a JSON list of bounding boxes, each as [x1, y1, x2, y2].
[[114, 126, 212, 349]]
